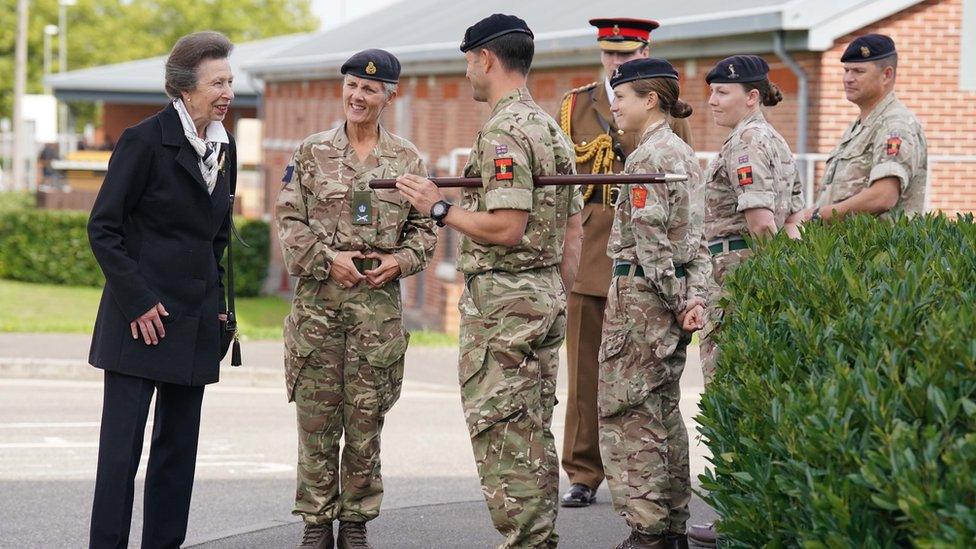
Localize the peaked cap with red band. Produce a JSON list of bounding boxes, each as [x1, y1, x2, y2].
[[588, 17, 660, 52]]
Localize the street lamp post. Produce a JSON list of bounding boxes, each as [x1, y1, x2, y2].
[[58, 0, 76, 74], [44, 25, 59, 94], [58, 0, 77, 157]]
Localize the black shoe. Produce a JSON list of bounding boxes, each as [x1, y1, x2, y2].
[[560, 483, 597, 508], [297, 522, 334, 549], [337, 520, 371, 549], [687, 522, 716, 547]]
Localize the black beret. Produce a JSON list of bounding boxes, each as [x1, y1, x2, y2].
[[841, 34, 897, 63], [705, 55, 769, 84], [609, 57, 678, 88], [460, 13, 533, 53], [340, 49, 400, 84]]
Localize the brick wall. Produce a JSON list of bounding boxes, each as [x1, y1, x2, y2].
[[262, 0, 976, 329], [812, 0, 976, 215], [101, 102, 256, 147]]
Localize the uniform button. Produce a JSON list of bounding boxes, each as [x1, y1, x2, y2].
[[616, 156, 622, 161], [617, 129, 624, 135], [581, 141, 587, 146]]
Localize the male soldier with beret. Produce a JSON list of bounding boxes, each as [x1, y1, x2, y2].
[[396, 14, 583, 548], [557, 17, 693, 509], [791, 33, 927, 225]]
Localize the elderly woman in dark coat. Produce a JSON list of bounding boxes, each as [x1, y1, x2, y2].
[[86, 31, 236, 549]]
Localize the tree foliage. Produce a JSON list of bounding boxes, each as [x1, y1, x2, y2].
[[0, 0, 318, 120]]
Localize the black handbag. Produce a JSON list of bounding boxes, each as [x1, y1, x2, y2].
[[219, 153, 243, 366]]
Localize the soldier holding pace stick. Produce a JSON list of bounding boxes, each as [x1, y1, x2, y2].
[[396, 14, 583, 548]]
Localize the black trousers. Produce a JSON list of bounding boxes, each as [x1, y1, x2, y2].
[[89, 370, 205, 549]]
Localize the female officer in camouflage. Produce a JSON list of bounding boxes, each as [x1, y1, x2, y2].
[[687, 54, 803, 549], [600, 57, 710, 549], [275, 49, 436, 549], [697, 55, 804, 385]]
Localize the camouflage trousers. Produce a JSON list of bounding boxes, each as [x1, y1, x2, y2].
[[284, 278, 407, 524], [700, 248, 751, 384], [598, 275, 691, 535], [458, 267, 566, 549]]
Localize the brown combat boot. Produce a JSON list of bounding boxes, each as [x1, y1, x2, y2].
[[687, 522, 717, 547], [614, 530, 667, 549], [296, 522, 333, 549], [336, 520, 372, 549]]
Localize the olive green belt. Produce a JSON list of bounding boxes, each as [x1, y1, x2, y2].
[[612, 262, 686, 279], [708, 237, 749, 256]]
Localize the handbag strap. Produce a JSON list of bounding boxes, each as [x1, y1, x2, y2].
[[223, 144, 244, 366]]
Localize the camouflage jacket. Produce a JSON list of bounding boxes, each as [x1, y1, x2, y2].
[[703, 110, 805, 241], [608, 120, 710, 314], [818, 92, 928, 217], [275, 124, 437, 282], [457, 87, 583, 275]]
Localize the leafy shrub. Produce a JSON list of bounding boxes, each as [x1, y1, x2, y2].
[[0, 200, 269, 297], [697, 214, 976, 547], [223, 217, 270, 297]]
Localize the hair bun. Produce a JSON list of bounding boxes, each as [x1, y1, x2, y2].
[[670, 99, 693, 119]]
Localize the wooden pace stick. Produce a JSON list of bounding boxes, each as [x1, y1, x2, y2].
[[368, 173, 689, 189]]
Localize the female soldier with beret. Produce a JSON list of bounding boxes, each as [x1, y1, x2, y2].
[[275, 48, 436, 549], [600, 57, 710, 549], [687, 54, 803, 548], [697, 55, 804, 385]]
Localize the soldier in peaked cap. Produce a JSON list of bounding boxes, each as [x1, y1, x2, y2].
[[789, 33, 927, 226], [396, 13, 583, 548], [557, 16, 694, 511], [276, 48, 436, 549]]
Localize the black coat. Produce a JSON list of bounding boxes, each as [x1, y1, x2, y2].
[[87, 103, 235, 386]]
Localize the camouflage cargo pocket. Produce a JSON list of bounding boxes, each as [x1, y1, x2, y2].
[[364, 331, 408, 413], [284, 314, 317, 402]]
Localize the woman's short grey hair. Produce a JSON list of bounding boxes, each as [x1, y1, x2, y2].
[[164, 31, 233, 99], [343, 75, 398, 99]]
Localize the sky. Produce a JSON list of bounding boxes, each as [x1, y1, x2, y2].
[[312, 0, 404, 30]]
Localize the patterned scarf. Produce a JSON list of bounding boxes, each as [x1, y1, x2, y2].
[[173, 98, 227, 195]]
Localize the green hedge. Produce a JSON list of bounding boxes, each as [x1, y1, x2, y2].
[[223, 217, 270, 297], [0, 200, 269, 297], [697, 214, 976, 547]]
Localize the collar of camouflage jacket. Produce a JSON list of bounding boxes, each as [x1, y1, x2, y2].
[[639, 119, 669, 145], [725, 109, 767, 145], [491, 86, 533, 116], [328, 123, 402, 161], [843, 91, 898, 144]]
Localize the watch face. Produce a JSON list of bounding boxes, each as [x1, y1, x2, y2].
[[432, 202, 446, 217]]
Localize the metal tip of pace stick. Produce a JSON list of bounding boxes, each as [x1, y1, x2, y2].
[[662, 173, 689, 182]]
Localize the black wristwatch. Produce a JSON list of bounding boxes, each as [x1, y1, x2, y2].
[[810, 207, 822, 221], [430, 200, 452, 227]]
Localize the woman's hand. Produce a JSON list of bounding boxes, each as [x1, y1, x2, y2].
[[331, 251, 367, 288], [681, 304, 705, 332], [364, 252, 402, 288], [130, 302, 168, 345], [676, 297, 706, 332]]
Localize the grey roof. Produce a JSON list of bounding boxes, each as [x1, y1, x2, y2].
[[46, 33, 310, 106], [245, 0, 924, 79]]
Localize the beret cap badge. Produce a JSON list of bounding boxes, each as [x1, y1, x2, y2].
[[365, 61, 377, 75], [728, 64, 738, 78], [860, 46, 871, 58]]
